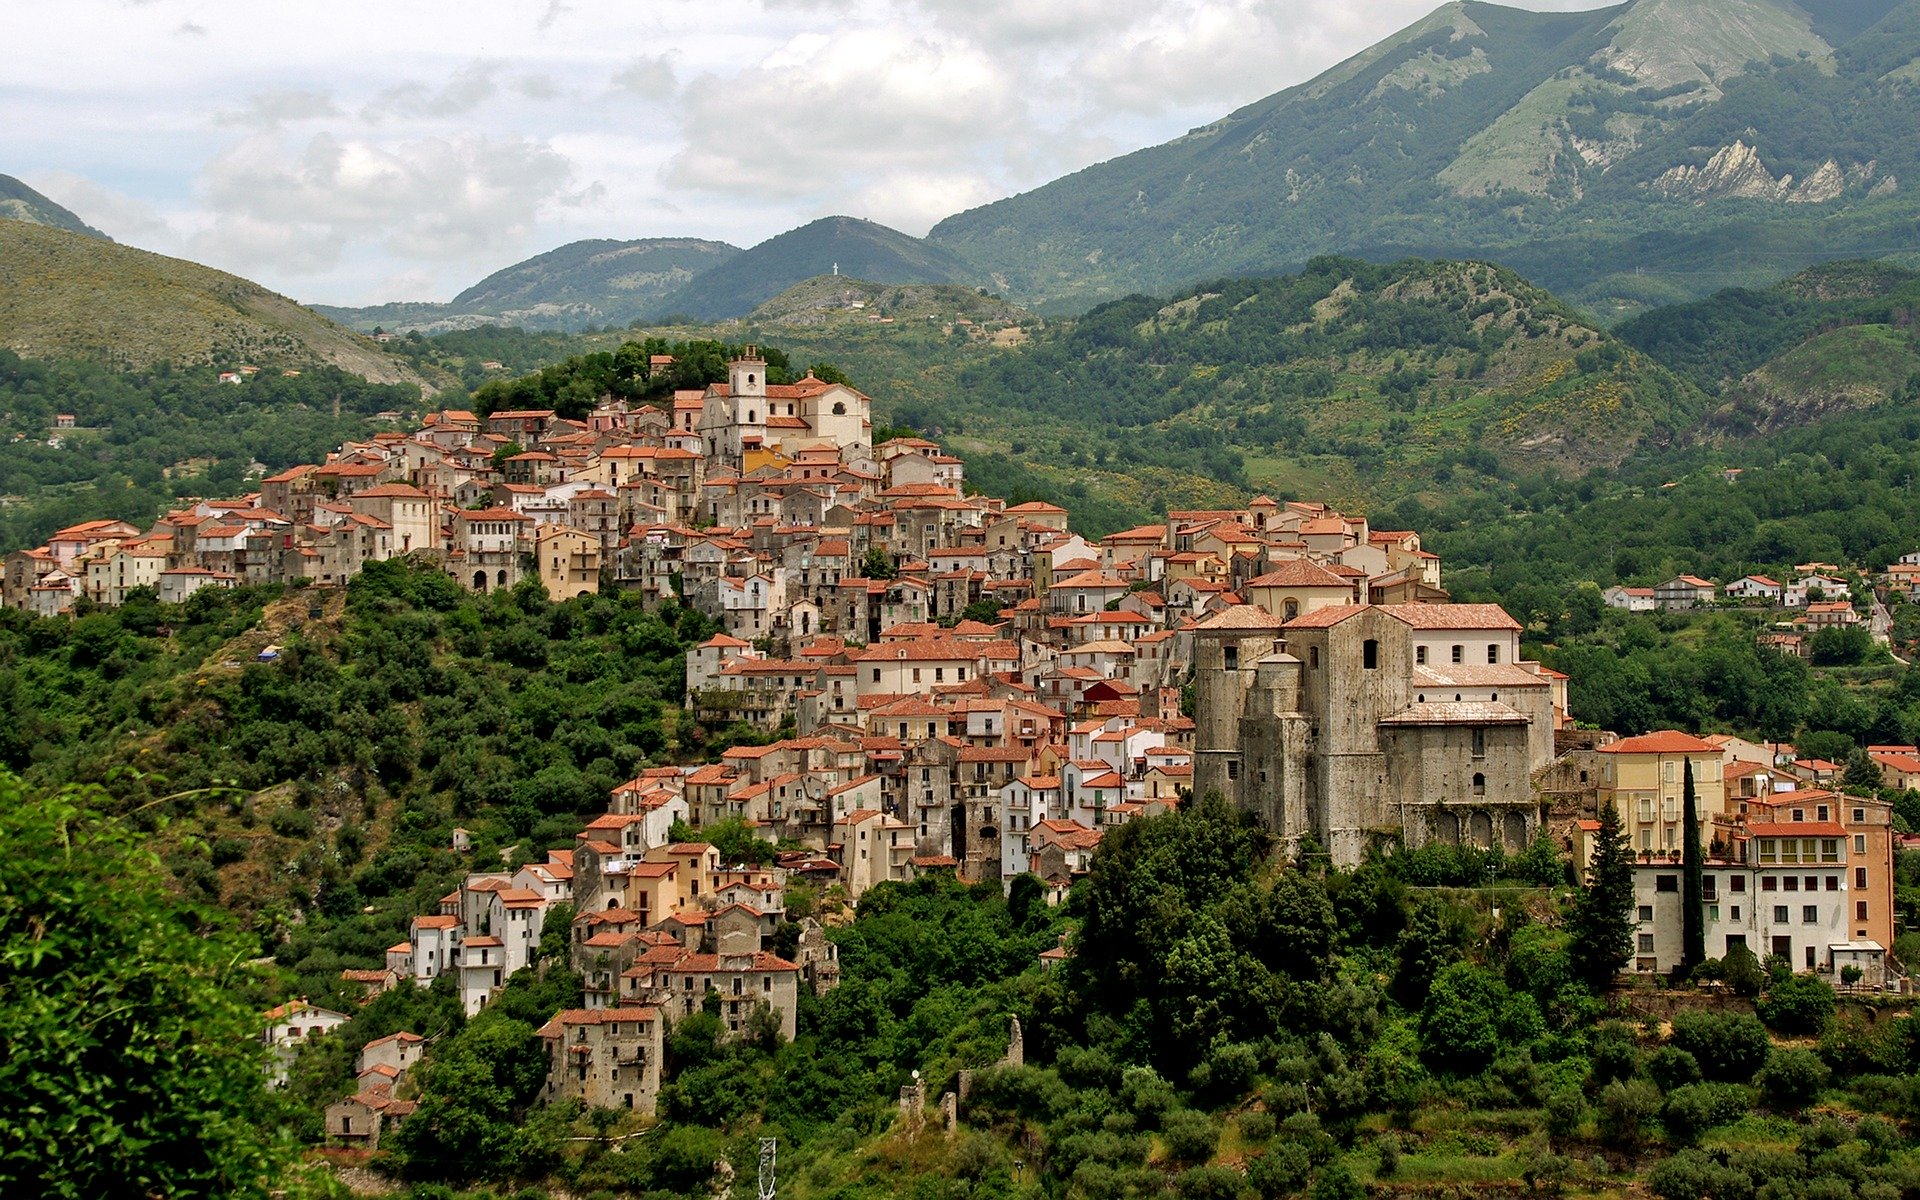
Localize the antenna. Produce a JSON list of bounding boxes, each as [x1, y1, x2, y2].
[[758, 1137, 777, 1200]]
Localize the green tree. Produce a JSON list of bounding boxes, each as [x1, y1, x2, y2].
[[389, 1014, 551, 1181], [1420, 962, 1508, 1073], [1568, 801, 1634, 990], [1755, 1048, 1830, 1111], [1668, 1011, 1771, 1083], [0, 774, 303, 1198], [1682, 758, 1705, 971], [1758, 973, 1836, 1035], [1843, 749, 1884, 796], [861, 546, 897, 579]]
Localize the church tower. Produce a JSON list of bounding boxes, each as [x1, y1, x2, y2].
[[726, 348, 769, 463]]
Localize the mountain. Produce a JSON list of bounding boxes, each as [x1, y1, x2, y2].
[[0, 221, 429, 388], [1615, 259, 1920, 435], [927, 0, 1920, 317], [743, 274, 1032, 328], [317, 237, 741, 333], [658, 216, 981, 321], [0, 174, 109, 240]]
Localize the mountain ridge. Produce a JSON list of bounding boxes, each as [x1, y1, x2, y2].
[[318, 236, 741, 334], [0, 222, 432, 390], [925, 0, 1918, 317], [656, 216, 982, 321], [0, 174, 110, 240]]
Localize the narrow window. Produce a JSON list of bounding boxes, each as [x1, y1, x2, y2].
[[1363, 639, 1379, 670], [1450, 645, 1463, 664]]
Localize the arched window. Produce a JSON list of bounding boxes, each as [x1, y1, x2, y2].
[[1308, 647, 1319, 670], [1472, 773, 1486, 796], [832, 401, 847, 415], [1283, 599, 1299, 620], [747, 374, 756, 385]]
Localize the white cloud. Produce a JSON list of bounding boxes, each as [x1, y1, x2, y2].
[[216, 89, 341, 130], [370, 61, 505, 120], [610, 54, 678, 100], [905, 0, 1160, 48], [665, 27, 1024, 195], [189, 131, 585, 275], [844, 170, 1004, 237]]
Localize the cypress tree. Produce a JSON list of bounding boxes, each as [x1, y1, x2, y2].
[[1682, 757, 1706, 970], [1570, 800, 1634, 990]]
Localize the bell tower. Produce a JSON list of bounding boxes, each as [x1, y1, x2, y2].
[[730, 347, 767, 408]]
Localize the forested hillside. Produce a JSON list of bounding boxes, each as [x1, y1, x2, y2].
[[0, 352, 422, 551], [0, 563, 721, 941]]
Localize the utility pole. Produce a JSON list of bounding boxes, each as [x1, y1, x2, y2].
[[758, 1137, 777, 1200]]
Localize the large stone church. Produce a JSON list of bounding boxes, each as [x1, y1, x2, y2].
[[694, 349, 871, 471], [1192, 602, 1565, 866]]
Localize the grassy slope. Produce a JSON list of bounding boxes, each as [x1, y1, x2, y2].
[[0, 222, 432, 389]]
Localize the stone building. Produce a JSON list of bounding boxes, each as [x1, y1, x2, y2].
[[1193, 603, 1556, 865], [536, 1006, 663, 1114]]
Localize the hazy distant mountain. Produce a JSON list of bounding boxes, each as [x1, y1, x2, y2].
[[0, 221, 429, 388], [928, 0, 1920, 318], [318, 237, 740, 333], [657, 217, 981, 321], [0, 174, 109, 240]]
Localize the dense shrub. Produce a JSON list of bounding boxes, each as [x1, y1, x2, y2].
[[1669, 1011, 1772, 1083], [1759, 976, 1837, 1036], [1662, 1083, 1752, 1145], [1645, 1046, 1703, 1092], [1757, 1049, 1832, 1111], [1247, 1144, 1313, 1200], [1163, 1110, 1221, 1165], [1598, 1079, 1662, 1151]]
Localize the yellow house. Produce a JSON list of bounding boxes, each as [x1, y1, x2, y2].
[[538, 525, 600, 601], [742, 446, 793, 476], [1597, 731, 1727, 856]]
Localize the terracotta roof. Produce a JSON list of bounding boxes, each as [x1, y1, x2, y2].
[[1747, 822, 1847, 838], [1245, 560, 1352, 589], [1599, 731, 1720, 755], [1194, 604, 1289, 632]]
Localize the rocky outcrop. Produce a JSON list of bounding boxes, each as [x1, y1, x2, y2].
[[1652, 141, 1865, 203], [1652, 140, 1790, 199], [1789, 159, 1847, 204]]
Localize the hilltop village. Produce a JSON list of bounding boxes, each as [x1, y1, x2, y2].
[[2, 353, 1902, 1138]]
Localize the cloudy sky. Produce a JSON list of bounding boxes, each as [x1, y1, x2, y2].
[[5, 0, 1612, 306]]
